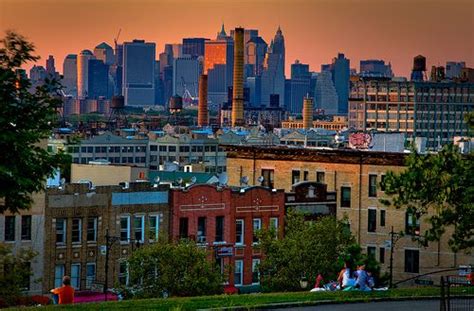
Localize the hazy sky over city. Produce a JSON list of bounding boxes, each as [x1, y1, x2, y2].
[[1, 0, 473, 77]]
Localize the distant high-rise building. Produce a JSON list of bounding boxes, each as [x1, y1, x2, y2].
[[246, 36, 267, 77], [246, 76, 261, 107], [321, 53, 350, 114], [173, 55, 200, 99], [29, 65, 47, 88], [287, 60, 311, 113], [216, 23, 228, 40], [446, 61, 466, 79], [62, 54, 77, 96], [77, 50, 94, 99], [88, 59, 109, 99], [46, 55, 56, 74], [359, 59, 393, 78], [159, 44, 174, 73], [122, 39, 156, 106], [162, 65, 174, 105], [171, 43, 183, 59], [261, 27, 285, 107], [230, 29, 258, 77], [182, 38, 208, 59], [314, 71, 338, 115], [204, 25, 234, 105], [94, 42, 114, 65]]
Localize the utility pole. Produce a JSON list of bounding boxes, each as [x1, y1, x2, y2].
[[389, 226, 403, 288]]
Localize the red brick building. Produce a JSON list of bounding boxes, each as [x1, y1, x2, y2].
[[170, 185, 285, 288]]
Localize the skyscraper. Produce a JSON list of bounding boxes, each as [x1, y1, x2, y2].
[[359, 59, 393, 78], [260, 27, 285, 107], [287, 60, 311, 113], [77, 50, 94, 99], [204, 25, 234, 105], [314, 71, 338, 115], [321, 53, 350, 115], [173, 55, 200, 99], [446, 61, 466, 79], [46, 55, 56, 76], [122, 39, 156, 106], [182, 38, 208, 59], [88, 59, 109, 99], [94, 42, 114, 65], [246, 36, 267, 77], [62, 54, 77, 96]]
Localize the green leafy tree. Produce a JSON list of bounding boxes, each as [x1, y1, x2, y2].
[[0, 31, 69, 213], [126, 240, 223, 298], [381, 143, 474, 252], [0, 244, 38, 306], [258, 213, 365, 292]]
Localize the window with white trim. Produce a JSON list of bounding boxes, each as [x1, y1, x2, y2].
[[235, 219, 244, 245], [120, 216, 130, 242], [86, 263, 96, 289], [56, 219, 66, 244], [71, 263, 81, 289], [234, 260, 243, 286], [54, 265, 65, 288], [269, 217, 279, 238], [72, 218, 82, 243], [252, 218, 262, 243], [134, 215, 145, 243], [149, 215, 160, 242], [86, 217, 97, 242], [118, 261, 128, 285], [252, 258, 260, 284]]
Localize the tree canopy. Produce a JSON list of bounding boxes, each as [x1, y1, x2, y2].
[[0, 31, 69, 213]]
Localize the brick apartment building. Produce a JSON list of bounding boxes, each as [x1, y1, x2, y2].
[[170, 184, 285, 287], [43, 182, 169, 292], [224, 145, 473, 282]]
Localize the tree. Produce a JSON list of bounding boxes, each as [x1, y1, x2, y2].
[[381, 143, 474, 252], [126, 240, 223, 298], [0, 244, 38, 306], [0, 31, 69, 213], [257, 213, 374, 292]]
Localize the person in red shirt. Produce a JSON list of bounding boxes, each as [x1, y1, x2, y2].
[[50, 276, 75, 304]]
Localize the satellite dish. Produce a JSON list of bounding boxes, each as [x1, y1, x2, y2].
[[257, 176, 264, 184], [154, 176, 161, 184], [218, 173, 228, 186], [177, 177, 183, 185], [240, 176, 249, 186], [60, 178, 66, 186], [191, 176, 197, 184]]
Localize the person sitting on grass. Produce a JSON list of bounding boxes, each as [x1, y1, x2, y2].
[[50, 276, 75, 304], [354, 264, 372, 291], [337, 261, 356, 290]]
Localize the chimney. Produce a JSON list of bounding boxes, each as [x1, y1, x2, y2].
[[302, 96, 313, 130], [232, 27, 245, 127], [198, 74, 208, 127]]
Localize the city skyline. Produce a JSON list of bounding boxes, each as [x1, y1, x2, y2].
[[1, 0, 473, 77]]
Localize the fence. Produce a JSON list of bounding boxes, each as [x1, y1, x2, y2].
[[440, 275, 473, 311]]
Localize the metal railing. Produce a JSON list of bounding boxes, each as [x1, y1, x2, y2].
[[440, 275, 473, 311]]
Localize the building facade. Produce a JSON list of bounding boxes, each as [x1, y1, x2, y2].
[[62, 54, 77, 97], [281, 116, 348, 131]]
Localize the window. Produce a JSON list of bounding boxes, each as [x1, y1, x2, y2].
[[215, 216, 224, 242], [4, 216, 15, 241], [168, 146, 176, 152], [252, 259, 261, 284], [380, 210, 386, 227], [234, 260, 243, 286], [21, 215, 32, 240], [340, 187, 351, 208], [269, 217, 279, 238], [86, 217, 97, 242], [56, 218, 66, 244], [367, 246, 376, 258], [179, 217, 188, 239], [316, 172, 325, 183], [404, 249, 420, 273], [150, 145, 157, 151], [71, 263, 81, 289], [303, 171, 309, 181], [86, 263, 96, 289], [253, 218, 262, 243], [120, 216, 130, 242], [405, 210, 420, 236], [72, 218, 82, 243], [134, 215, 145, 243], [368, 209, 377, 232], [235, 219, 244, 245], [149, 215, 160, 241], [379, 247, 385, 264], [197, 217, 207, 243], [380, 175, 386, 191], [54, 265, 65, 288], [119, 261, 128, 285], [291, 170, 300, 185], [369, 175, 377, 197], [261, 169, 274, 188]]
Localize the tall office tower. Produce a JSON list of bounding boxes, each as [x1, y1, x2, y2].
[[88, 59, 109, 99], [217, 23, 228, 40], [232, 27, 245, 127], [360, 59, 393, 78], [159, 44, 174, 72], [230, 29, 258, 76], [246, 76, 261, 107], [62, 54, 77, 96], [287, 60, 311, 113], [198, 74, 209, 127], [204, 25, 234, 105], [446, 61, 466, 79], [171, 44, 182, 59], [154, 60, 163, 105], [321, 53, 350, 114], [115, 44, 124, 66], [182, 38, 208, 59], [261, 27, 286, 107], [77, 50, 94, 99], [302, 96, 314, 130], [173, 55, 200, 98], [162, 65, 174, 105], [246, 36, 267, 77], [122, 39, 156, 106], [45, 55, 56, 75], [94, 42, 114, 65], [314, 71, 338, 115], [29, 65, 47, 89]]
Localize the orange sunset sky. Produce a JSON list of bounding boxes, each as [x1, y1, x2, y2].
[[1, 0, 473, 77]]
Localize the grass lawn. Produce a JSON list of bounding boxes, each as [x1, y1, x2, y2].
[[15, 287, 440, 310]]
